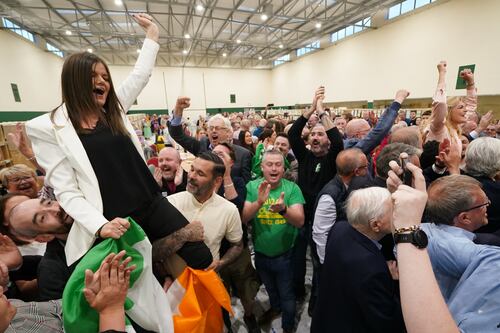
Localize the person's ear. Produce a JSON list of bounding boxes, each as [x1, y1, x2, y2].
[[369, 219, 381, 233], [455, 212, 471, 227], [214, 175, 223, 188]]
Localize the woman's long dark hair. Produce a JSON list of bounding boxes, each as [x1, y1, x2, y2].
[[51, 52, 128, 136], [238, 130, 255, 154]]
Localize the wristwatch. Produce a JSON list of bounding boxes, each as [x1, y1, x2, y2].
[[394, 228, 428, 249]]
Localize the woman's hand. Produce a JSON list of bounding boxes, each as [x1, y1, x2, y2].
[[437, 60, 447, 75], [132, 13, 159, 43], [98, 218, 130, 239], [459, 68, 474, 84]]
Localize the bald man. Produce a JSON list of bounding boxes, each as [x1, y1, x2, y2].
[[313, 148, 369, 264], [344, 90, 409, 174], [389, 126, 423, 149], [153, 147, 187, 196]]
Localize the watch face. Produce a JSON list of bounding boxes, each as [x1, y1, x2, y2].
[[413, 229, 428, 249]]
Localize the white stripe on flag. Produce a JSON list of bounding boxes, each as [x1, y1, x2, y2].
[[126, 238, 174, 333]]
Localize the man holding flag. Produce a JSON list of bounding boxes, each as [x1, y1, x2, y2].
[[160, 151, 243, 332]]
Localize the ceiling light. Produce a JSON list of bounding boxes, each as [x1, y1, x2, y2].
[[258, 56, 263, 60], [196, 4, 204, 11], [279, 44, 283, 49], [87, 48, 93, 53], [236, 39, 242, 44], [183, 49, 188, 55], [222, 52, 227, 57], [315, 22, 322, 29], [65, 30, 72, 35], [261, 4, 273, 21], [114, 0, 123, 5], [184, 33, 191, 39]]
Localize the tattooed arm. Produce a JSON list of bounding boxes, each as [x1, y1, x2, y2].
[[206, 240, 243, 272], [152, 221, 204, 261]]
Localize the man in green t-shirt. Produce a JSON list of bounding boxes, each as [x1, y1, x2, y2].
[[242, 150, 305, 333]]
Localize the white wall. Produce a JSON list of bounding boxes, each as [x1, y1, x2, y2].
[[0, 29, 271, 114], [0, 30, 63, 111], [1, 0, 499, 114], [108, 65, 272, 112], [270, 0, 500, 105]]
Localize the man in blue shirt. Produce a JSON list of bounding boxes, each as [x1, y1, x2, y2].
[[422, 174, 500, 332]]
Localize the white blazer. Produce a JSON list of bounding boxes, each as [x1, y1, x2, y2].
[[26, 38, 160, 266]]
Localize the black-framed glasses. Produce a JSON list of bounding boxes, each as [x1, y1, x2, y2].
[[462, 200, 491, 212]]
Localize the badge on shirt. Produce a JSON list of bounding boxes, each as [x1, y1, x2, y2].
[[315, 163, 321, 173]]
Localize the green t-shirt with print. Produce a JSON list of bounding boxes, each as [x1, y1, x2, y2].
[[246, 178, 305, 256]]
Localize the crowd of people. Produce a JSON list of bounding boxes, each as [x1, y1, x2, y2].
[[0, 13, 499, 333]]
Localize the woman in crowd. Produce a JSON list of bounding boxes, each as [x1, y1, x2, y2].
[[425, 61, 477, 154], [196, 127, 208, 141], [142, 114, 152, 139], [25, 14, 211, 269], [0, 165, 39, 199], [238, 129, 255, 155]]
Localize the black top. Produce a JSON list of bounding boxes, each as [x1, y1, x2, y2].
[[37, 239, 75, 301], [79, 122, 160, 219], [311, 220, 404, 333], [160, 170, 188, 196], [168, 123, 252, 182], [288, 116, 344, 221], [218, 176, 249, 255]]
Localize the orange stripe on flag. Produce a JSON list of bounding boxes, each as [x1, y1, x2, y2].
[[172, 268, 232, 333]]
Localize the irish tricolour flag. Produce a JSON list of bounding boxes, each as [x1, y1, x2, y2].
[[63, 218, 174, 333], [166, 267, 233, 333]]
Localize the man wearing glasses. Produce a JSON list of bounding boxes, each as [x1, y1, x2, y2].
[[168, 97, 252, 182], [418, 174, 500, 331]]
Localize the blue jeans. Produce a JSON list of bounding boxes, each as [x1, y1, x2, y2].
[[255, 249, 296, 331]]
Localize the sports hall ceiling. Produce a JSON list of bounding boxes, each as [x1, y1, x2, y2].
[[1, 0, 400, 68]]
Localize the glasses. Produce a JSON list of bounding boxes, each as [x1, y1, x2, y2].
[[208, 126, 228, 131], [8, 176, 34, 184], [462, 200, 491, 212]]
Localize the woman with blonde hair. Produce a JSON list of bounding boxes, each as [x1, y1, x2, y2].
[[0, 164, 38, 198], [425, 61, 477, 154]]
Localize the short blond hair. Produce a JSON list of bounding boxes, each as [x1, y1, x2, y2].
[[0, 164, 36, 187]]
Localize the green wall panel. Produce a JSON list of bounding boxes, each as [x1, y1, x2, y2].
[[0, 109, 169, 122], [0, 106, 298, 121]]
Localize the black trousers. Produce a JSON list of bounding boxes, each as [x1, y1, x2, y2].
[[129, 194, 212, 270]]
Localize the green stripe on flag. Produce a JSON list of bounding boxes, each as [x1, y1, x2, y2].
[[63, 218, 146, 333]]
